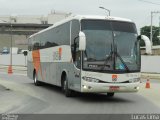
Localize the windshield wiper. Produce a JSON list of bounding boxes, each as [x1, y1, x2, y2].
[[101, 43, 130, 72], [114, 44, 130, 72]]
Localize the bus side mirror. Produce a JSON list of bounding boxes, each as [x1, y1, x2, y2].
[[79, 31, 86, 51], [138, 35, 152, 55]]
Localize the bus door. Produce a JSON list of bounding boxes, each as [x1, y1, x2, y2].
[[70, 39, 81, 91]]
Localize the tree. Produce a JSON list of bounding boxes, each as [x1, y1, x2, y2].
[[140, 26, 160, 46]]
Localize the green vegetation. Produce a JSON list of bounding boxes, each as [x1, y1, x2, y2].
[[140, 26, 160, 46]]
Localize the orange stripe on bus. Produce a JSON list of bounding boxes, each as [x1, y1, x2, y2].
[[32, 50, 41, 74], [59, 47, 62, 55], [32, 50, 44, 80]]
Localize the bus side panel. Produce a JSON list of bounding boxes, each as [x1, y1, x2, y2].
[[27, 51, 34, 80], [39, 62, 57, 85], [27, 45, 81, 90], [35, 46, 72, 86], [27, 61, 34, 80]]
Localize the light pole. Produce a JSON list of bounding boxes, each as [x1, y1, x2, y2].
[[150, 11, 160, 47], [151, 12, 153, 46], [157, 16, 160, 40], [9, 18, 13, 74], [99, 6, 111, 16], [159, 16, 160, 36], [0, 19, 13, 74]]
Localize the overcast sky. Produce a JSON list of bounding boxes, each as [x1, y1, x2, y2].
[[0, 0, 160, 31]]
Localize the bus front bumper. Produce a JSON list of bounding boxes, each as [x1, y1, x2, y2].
[[81, 82, 140, 93]]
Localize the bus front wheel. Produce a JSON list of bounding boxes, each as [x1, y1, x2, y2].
[[62, 76, 73, 97], [107, 92, 114, 97]]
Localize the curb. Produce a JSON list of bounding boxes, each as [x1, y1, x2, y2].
[[0, 84, 10, 91]]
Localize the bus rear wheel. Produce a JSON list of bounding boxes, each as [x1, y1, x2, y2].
[[107, 92, 114, 97], [62, 76, 73, 97], [34, 73, 41, 86]]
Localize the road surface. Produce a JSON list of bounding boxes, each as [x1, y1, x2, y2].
[[0, 73, 159, 114]]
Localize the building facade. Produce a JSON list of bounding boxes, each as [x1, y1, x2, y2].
[[0, 11, 71, 52]]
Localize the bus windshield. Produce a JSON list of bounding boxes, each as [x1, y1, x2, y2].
[[81, 19, 140, 73]]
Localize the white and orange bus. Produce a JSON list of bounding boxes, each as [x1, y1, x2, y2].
[[27, 15, 151, 97]]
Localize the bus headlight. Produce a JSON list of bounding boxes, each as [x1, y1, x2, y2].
[[129, 78, 140, 83], [82, 77, 99, 83]]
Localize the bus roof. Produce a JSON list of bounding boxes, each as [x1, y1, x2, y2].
[[29, 15, 133, 38]]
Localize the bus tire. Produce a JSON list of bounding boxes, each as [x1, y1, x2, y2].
[[33, 72, 41, 86], [107, 92, 114, 97], [62, 75, 73, 97]]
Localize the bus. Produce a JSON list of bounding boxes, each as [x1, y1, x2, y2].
[[27, 15, 151, 97]]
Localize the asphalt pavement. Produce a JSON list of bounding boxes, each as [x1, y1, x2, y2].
[[0, 73, 159, 114]]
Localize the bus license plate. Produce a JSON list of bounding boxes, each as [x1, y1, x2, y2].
[[109, 86, 120, 91]]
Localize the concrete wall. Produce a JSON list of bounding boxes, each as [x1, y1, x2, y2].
[[0, 55, 159, 73], [141, 55, 160, 73], [0, 34, 28, 51], [0, 54, 27, 66]]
